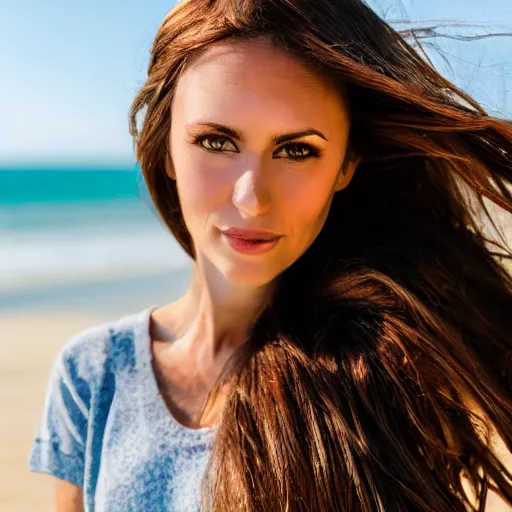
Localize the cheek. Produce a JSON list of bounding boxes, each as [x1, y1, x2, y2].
[[282, 171, 337, 232], [174, 154, 228, 215], [170, 133, 227, 215]]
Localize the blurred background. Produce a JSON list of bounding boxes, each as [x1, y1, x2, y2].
[[0, 0, 511, 510]]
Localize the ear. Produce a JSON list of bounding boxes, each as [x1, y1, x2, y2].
[[165, 152, 176, 180], [334, 153, 361, 192]]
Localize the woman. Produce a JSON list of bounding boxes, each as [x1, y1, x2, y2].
[[29, 0, 512, 510]]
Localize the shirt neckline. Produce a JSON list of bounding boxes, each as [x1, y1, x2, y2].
[[134, 305, 218, 445]]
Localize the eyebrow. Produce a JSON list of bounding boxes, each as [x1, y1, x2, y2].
[[187, 121, 328, 144]]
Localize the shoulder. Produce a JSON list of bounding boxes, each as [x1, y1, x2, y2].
[[28, 306, 156, 484], [54, 306, 154, 392]]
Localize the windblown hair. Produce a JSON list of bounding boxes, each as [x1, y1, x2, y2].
[[129, 0, 512, 510]]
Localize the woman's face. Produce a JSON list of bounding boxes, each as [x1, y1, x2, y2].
[[168, 37, 358, 287]]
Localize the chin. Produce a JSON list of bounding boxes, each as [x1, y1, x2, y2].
[[219, 259, 281, 288]]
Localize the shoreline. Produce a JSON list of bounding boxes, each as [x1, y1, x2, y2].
[[0, 265, 192, 315]]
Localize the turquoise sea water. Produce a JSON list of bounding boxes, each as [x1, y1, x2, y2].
[[0, 167, 140, 205], [0, 166, 189, 290]]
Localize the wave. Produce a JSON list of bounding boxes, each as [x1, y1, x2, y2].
[[0, 198, 190, 292]]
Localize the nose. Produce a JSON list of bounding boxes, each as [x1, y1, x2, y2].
[[232, 165, 271, 217]]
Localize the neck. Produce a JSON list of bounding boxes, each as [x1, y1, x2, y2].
[[159, 255, 278, 380]]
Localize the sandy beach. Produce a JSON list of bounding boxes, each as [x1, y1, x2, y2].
[[1, 309, 108, 511], [0, 268, 189, 511], [1, 267, 511, 511]]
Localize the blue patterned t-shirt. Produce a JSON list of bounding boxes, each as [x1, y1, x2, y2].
[[28, 305, 218, 511]]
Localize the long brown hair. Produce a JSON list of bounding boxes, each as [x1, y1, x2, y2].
[[129, 0, 512, 510]]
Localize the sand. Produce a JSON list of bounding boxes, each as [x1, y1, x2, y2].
[[0, 269, 185, 511], [1, 270, 511, 511], [0, 309, 111, 511]]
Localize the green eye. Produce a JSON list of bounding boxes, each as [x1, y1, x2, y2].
[[194, 135, 237, 153], [275, 143, 320, 160]]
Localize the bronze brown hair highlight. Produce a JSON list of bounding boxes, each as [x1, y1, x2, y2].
[[130, 0, 512, 510]]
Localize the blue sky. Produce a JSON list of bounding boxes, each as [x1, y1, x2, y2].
[[1, 0, 511, 166]]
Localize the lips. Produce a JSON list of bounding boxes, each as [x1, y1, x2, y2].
[[220, 228, 282, 241], [221, 231, 281, 255]]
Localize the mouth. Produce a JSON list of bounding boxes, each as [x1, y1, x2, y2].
[[219, 230, 282, 255], [229, 235, 278, 242], [219, 228, 282, 242]]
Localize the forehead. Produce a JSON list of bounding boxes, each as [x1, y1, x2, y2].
[[172, 38, 349, 130]]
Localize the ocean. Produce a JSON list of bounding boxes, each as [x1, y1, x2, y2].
[[0, 166, 191, 297]]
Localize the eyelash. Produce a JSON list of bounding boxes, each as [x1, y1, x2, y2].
[[191, 134, 321, 161]]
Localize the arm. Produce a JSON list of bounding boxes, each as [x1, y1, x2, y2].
[[55, 480, 85, 512], [29, 344, 90, 507]]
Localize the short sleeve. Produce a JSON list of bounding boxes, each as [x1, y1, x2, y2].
[[28, 345, 91, 486]]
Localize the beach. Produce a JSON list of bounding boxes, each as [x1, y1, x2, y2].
[[1, 308, 105, 510], [0, 267, 191, 511], [0, 168, 196, 510]]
